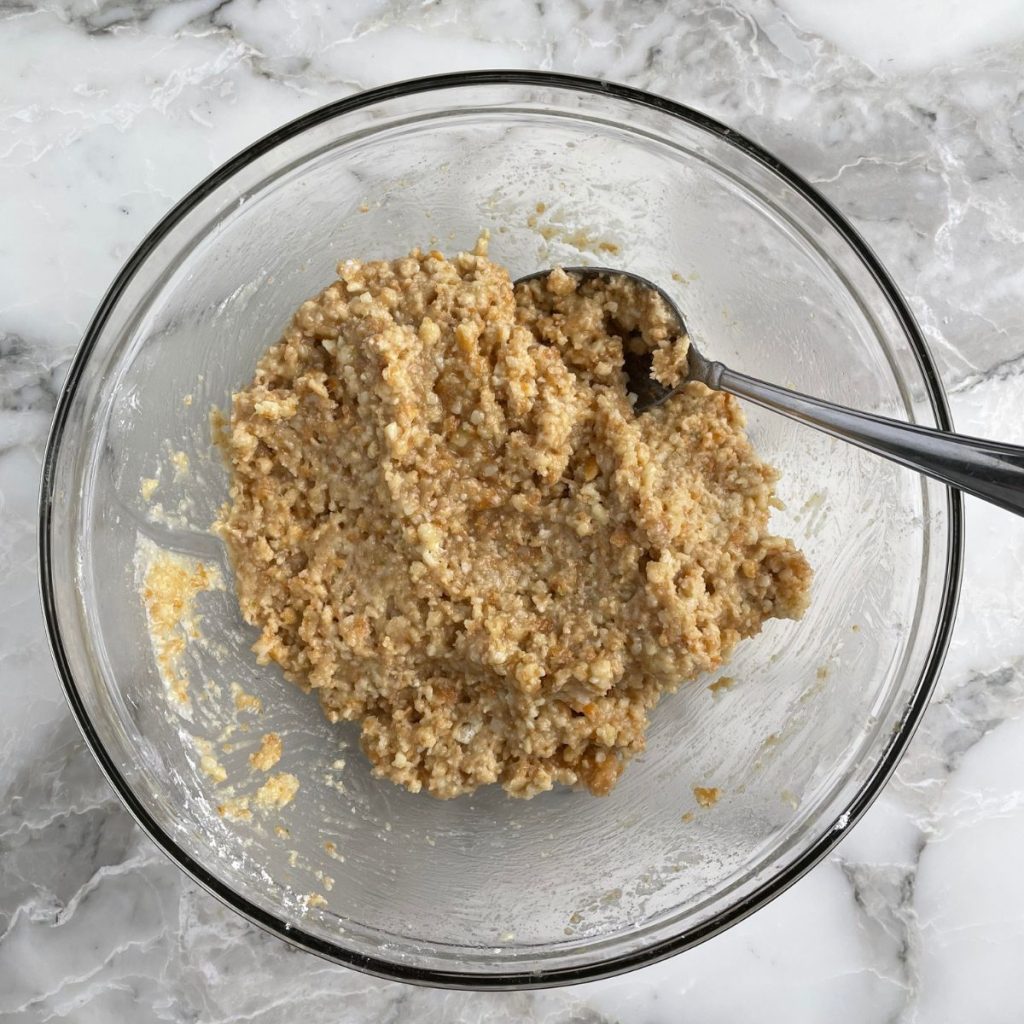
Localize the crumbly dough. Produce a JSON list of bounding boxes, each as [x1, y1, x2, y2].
[[217, 240, 811, 799], [231, 682, 263, 715], [254, 772, 300, 809], [250, 732, 283, 772], [693, 785, 721, 808]]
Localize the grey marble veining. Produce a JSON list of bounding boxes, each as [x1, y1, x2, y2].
[[3, 0, 1024, 1020]]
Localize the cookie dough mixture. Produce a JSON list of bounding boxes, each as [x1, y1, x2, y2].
[[217, 239, 811, 799]]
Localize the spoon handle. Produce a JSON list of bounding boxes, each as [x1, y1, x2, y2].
[[714, 365, 1024, 517]]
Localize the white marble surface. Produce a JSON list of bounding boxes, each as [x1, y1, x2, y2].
[[3, 0, 1024, 1020]]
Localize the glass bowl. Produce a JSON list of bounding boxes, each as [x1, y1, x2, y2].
[[40, 71, 962, 989]]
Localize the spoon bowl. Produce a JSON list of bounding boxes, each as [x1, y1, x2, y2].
[[517, 266, 1024, 516]]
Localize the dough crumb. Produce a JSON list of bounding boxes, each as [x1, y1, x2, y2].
[[693, 786, 720, 808], [140, 477, 159, 501], [254, 772, 299, 809], [651, 338, 690, 388], [250, 732, 283, 772], [231, 682, 263, 714], [708, 675, 736, 696], [218, 796, 251, 821], [196, 740, 228, 784], [200, 755, 227, 783]]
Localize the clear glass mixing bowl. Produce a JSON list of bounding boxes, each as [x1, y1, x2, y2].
[[40, 72, 962, 988]]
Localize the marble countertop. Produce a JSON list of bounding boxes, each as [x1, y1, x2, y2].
[[4, 0, 1024, 1020]]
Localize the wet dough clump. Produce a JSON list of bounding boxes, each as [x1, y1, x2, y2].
[[218, 240, 810, 799]]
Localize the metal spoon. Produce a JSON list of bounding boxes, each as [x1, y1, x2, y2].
[[515, 266, 1024, 517]]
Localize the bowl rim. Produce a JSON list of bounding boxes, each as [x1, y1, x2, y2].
[[38, 68, 964, 990]]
